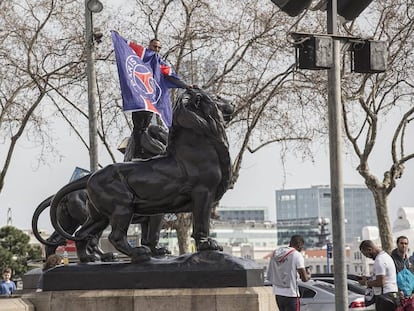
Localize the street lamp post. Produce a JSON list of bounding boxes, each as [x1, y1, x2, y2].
[[84, 0, 103, 173], [327, 1, 348, 310]]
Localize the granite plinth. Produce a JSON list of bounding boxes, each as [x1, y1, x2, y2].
[[42, 251, 263, 291], [0, 297, 34, 311], [23, 287, 278, 311]]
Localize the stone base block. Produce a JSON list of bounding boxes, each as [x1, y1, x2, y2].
[[0, 297, 34, 311], [41, 251, 264, 290], [23, 287, 278, 311]]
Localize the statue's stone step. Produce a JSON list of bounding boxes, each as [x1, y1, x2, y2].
[[41, 251, 263, 291]]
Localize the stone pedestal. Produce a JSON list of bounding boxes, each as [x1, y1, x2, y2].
[[42, 251, 264, 290], [0, 297, 34, 311], [23, 287, 278, 311], [22, 268, 42, 293], [22, 251, 278, 310]]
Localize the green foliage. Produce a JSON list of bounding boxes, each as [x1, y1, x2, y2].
[[0, 226, 42, 278]]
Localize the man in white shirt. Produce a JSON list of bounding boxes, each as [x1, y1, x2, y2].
[[359, 239, 400, 311], [267, 235, 311, 311]]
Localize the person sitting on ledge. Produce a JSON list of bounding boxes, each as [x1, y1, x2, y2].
[[37, 254, 63, 292]]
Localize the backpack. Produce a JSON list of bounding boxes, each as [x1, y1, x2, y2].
[[397, 266, 414, 297], [364, 287, 376, 307]]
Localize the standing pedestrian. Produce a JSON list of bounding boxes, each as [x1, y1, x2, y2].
[[128, 37, 191, 159], [267, 235, 311, 311], [358, 239, 399, 311], [391, 236, 414, 310], [0, 268, 16, 296]]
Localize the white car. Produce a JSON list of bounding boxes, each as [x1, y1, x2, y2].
[[265, 279, 375, 311], [298, 280, 375, 311]]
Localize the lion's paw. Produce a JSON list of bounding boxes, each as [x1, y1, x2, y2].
[[150, 246, 171, 257], [131, 246, 152, 263], [197, 238, 223, 251], [79, 254, 98, 263], [100, 252, 118, 262]]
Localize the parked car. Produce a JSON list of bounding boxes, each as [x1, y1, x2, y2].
[[311, 274, 366, 295], [311, 273, 362, 280], [265, 279, 375, 311]]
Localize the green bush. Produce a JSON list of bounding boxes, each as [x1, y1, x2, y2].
[[0, 226, 42, 278]]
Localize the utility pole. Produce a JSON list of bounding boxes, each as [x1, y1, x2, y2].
[[84, 0, 102, 173], [327, 1, 348, 310]]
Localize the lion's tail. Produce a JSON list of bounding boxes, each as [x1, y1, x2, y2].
[[50, 174, 91, 241], [32, 195, 59, 247]]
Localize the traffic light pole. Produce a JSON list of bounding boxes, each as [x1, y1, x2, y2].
[[327, 1, 348, 310]]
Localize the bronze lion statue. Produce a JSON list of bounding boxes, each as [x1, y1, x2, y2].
[[49, 88, 234, 263]]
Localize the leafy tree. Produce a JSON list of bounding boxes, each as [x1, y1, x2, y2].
[[0, 0, 125, 196], [0, 226, 42, 278], [0, 0, 86, 193]]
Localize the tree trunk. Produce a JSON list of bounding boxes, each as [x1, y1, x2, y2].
[[370, 188, 394, 253], [173, 214, 192, 254], [358, 163, 395, 253]]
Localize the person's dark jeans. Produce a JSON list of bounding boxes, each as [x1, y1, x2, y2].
[[132, 111, 152, 158], [375, 292, 399, 311], [275, 295, 300, 311]]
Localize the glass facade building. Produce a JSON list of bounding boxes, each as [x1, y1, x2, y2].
[[217, 206, 268, 222], [275, 185, 378, 246]]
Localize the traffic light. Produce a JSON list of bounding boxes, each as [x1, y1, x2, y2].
[[271, 0, 312, 17], [272, 0, 374, 20], [327, 242, 333, 258], [295, 35, 333, 70], [337, 0, 374, 20], [351, 40, 388, 73]]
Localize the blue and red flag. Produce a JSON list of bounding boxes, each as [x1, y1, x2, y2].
[[111, 31, 183, 127]]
